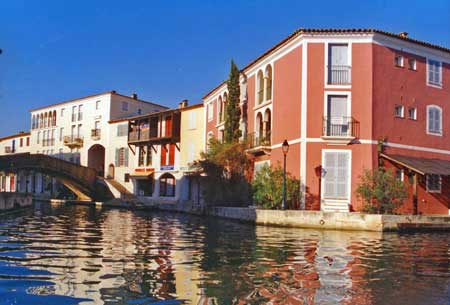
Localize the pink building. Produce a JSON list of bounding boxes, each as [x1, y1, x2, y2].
[[203, 29, 450, 215]]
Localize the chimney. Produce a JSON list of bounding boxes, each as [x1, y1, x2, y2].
[[178, 99, 188, 109], [399, 32, 408, 38], [131, 93, 138, 99]]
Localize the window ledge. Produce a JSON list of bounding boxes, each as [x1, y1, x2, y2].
[[321, 136, 355, 145], [427, 82, 443, 89], [253, 100, 272, 111], [427, 131, 443, 137]]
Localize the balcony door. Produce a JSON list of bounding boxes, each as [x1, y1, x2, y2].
[[326, 95, 349, 136], [328, 44, 350, 84]]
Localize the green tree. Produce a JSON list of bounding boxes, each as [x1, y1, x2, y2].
[[252, 164, 301, 209], [356, 168, 408, 214], [193, 139, 251, 206], [224, 60, 242, 143]]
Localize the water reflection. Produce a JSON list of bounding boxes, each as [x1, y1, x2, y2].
[[0, 203, 449, 305]]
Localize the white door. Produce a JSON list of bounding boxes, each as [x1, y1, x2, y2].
[[322, 151, 351, 201]]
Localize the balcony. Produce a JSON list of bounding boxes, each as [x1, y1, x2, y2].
[[64, 135, 84, 148], [246, 131, 271, 155], [327, 65, 351, 85], [91, 129, 101, 140], [128, 111, 181, 145], [322, 116, 359, 144]]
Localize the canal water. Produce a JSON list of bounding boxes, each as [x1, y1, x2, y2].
[[0, 203, 449, 305]]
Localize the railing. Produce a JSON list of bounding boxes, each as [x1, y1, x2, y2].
[[246, 131, 271, 149], [327, 65, 351, 85], [322, 116, 358, 138], [91, 129, 101, 140], [63, 135, 84, 146]]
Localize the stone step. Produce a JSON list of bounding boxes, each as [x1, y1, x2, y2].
[[321, 201, 349, 212]]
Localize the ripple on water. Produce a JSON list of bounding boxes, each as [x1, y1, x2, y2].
[[0, 204, 450, 305]]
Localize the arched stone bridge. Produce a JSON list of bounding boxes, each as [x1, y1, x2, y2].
[[0, 153, 114, 201]]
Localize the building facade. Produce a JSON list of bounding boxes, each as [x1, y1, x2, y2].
[[126, 101, 205, 204], [203, 29, 450, 214], [0, 132, 31, 192]]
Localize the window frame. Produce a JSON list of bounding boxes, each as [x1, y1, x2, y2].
[[426, 59, 442, 88], [408, 58, 417, 71], [408, 107, 417, 120], [394, 54, 404, 67], [394, 105, 405, 118], [426, 174, 442, 193], [426, 105, 443, 136]]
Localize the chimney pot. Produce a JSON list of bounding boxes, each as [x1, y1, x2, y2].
[[131, 93, 138, 99], [399, 32, 408, 38], [178, 99, 188, 108]]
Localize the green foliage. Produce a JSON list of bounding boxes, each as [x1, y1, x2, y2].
[[251, 164, 300, 209], [356, 168, 408, 214], [193, 139, 251, 206], [224, 60, 242, 143]]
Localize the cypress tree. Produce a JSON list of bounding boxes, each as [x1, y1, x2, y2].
[[224, 60, 242, 143]]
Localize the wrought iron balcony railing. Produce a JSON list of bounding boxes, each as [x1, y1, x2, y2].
[[327, 65, 351, 85], [63, 135, 84, 147], [91, 129, 101, 140], [246, 131, 272, 149], [322, 116, 358, 138]]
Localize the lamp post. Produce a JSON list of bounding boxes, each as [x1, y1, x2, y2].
[[281, 139, 289, 210]]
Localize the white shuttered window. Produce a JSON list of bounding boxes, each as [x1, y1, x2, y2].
[[427, 105, 442, 135]]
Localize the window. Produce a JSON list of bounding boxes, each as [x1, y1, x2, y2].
[[20, 138, 23, 147], [78, 105, 83, 121], [122, 101, 129, 111], [37, 131, 40, 144], [265, 65, 273, 101], [159, 173, 176, 197], [394, 105, 404, 118], [61, 108, 65, 117], [160, 144, 175, 167], [115, 148, 129, 167], [207, 103, 213, 121], [408, 58, 417, 70], [322, 151, 351, 200], [96, 100, 101, 110], [427, 105, 442, 135], [26, 137, 30, 146], [72, 106, 77, 122], [146, 146, 152, 166], [408, 107, 417, 120], [395, 54, 404, 67], [328, 44, 350, 85], [137, 108, 142, 115], [188, 111, 197, 129], [138, 147, 145, 167], [426, 174, 441, 193], [257, 70, 264, 104], [117, 124, 128, 136], [395, 168, 404, 182], [427, 60, 442, 86]]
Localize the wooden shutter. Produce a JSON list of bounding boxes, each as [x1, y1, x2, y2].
[[165, 116, 172, 137], [169, 144, 175, 165], [161, 145, 167, 166], [115, 148, 119, 166], [124, 148, 129, 167]]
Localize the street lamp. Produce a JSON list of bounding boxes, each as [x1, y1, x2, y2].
[[281, 139, 289, 210]]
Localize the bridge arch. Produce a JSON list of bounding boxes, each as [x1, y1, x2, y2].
[[0, 153, 113, 201]]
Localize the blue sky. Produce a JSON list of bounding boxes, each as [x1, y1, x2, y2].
[[0, 0, 449, 136]]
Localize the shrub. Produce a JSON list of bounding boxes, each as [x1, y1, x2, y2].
[[193, 139, 252, 206], [252, 164, 300, 209], [356, 168, 408, 214]]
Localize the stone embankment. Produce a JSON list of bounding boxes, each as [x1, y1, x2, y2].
[[0, 192, 33, 212]]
